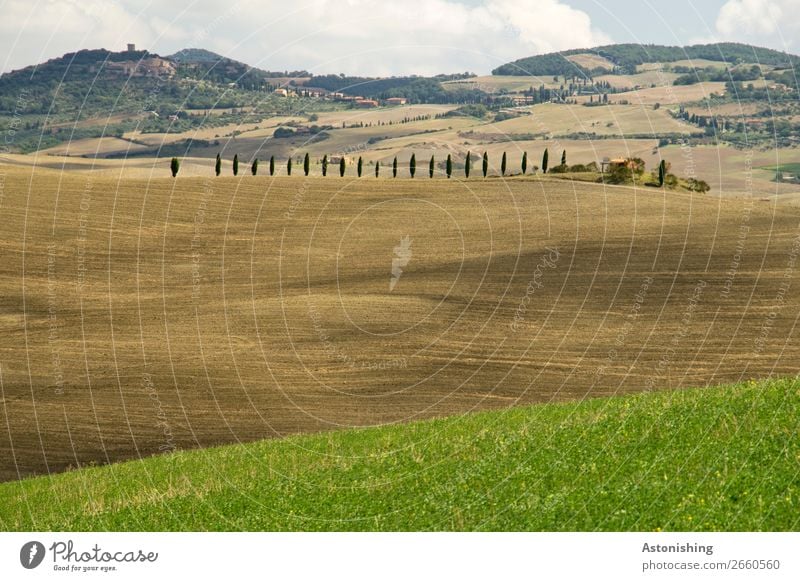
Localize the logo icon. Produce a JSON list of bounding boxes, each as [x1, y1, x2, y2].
[[390, 235, 412, 291], [20, 541, 45, 569]]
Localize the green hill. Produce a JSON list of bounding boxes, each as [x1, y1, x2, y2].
[[493, 42, 800, 76], [1, 379, 797, 531]]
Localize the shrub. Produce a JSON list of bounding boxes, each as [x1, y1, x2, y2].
[[687, 178, 711, 193], [273, 126, 295, 138]]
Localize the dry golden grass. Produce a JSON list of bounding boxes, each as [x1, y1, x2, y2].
[[565, 53, 615, 72], [595, 71, 680, 90], [442, 76, 563, 93], [611, 82, 728, 105], [2, 163, 800, 482]]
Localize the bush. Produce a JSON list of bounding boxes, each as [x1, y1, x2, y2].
[[444, 104, 489, 119], [568, 164, 590, 173], [548, 164, 569, 174], [494, 111, 516, 122], [601, 166, 635, 184], [687, 178, 711, 193], [273, 126, 295, 138]]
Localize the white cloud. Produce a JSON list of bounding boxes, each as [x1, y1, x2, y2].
[[713, 0, 800, 51], [0, 0, 611, 75]]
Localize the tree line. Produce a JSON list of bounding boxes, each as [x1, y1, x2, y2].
[[170, 149, 574, 179]]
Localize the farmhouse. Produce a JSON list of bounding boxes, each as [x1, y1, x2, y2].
[[385, 97, 408, 106], [601, 157, 645, 172], [355, 99, 379, 108]]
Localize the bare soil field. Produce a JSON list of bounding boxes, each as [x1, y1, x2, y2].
[[1, 163, 800, 481]]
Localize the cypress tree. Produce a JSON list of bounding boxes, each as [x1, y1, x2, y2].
[[658, 159, 666, 187], [446, 154, 452, 179], [521, 151, 528, 174], [170, 157, 180, 178], [501, 151, 507, 176], [251, 159, 258, 176], [287, 157, 292, 176], [339, 156, 346, 177], [357, 156, 363, 177], [392, 157, 398, 178], [375, 160, 380, 177], [215, 153, 221, 176], [429, 155, 434, 178], [409, 153, 416, 178], [561, 149, 567, 166], [269, 155, 275, 176], [322, 154, 328, 177], [233, 154, 239, 176], [465, 151, 471, 178], [482, 151, 488, 178], [542, 149, 549, 174], [304, 152, 310, 176]]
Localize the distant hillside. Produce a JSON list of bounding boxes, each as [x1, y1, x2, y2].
[[0, 46, 317, 114], [169, 48, 228, 63], [493, 42, 800, 76]]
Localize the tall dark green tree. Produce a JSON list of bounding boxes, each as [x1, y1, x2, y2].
[[233, 154, 239, 176], [304, 153, 310, 176], [501, 152, 507, 176], [322, 154, 328, 177], [375, 160, 380, 177], [521, 151, 528, 174], [482, 151, 488, 178], [251, 159, 258, 176], [269, 155, 275, 176], [658, 159, 666, 187], [170, 157, 180, 178], [429, 155, 435, 179], [392, 157, 398, 178], [215, 153, 221, 176], [409, 153, 416, 178], [465, 151, 471, 178], [357, 156, 363, 177], [542, 148, 549, 174], [446, 154, 452, 179], [339, 156, 346, 177], [561, 149, 567, 166], [287, 157, 292, 176]]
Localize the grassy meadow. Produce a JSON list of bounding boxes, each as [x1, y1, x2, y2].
[[0, 378, 797, 531]]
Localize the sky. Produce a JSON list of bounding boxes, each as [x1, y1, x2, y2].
[[1, 0, 798, 76]]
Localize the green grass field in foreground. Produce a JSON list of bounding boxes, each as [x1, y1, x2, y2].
[[1, 379, 798, 531]]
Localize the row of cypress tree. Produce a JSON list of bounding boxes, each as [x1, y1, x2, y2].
[[171, 149, 568, 178]]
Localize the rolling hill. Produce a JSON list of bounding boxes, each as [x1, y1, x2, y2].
[[1, 378, 797, 530], [492, 42, 800, 76]]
